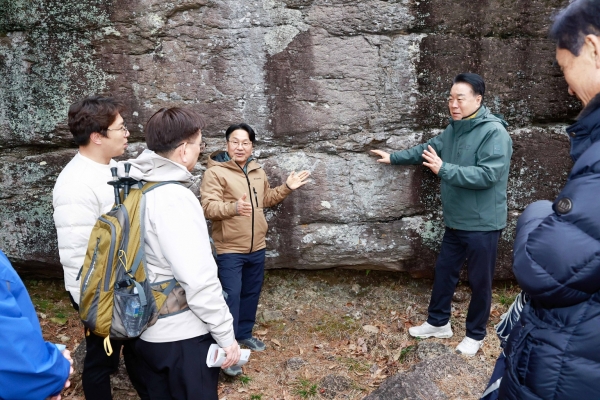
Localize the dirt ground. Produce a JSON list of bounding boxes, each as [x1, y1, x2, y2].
[[29, 269, 521, 400]]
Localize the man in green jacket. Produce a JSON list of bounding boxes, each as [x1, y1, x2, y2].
[[371, 73, 512, 356]]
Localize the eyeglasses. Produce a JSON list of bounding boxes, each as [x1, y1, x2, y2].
[[228, 140, 253, 149], [176, 141, 206, 152], [106, 124, 129, 135]]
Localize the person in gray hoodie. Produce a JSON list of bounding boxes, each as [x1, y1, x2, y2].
[[121, 107, 240, 400]]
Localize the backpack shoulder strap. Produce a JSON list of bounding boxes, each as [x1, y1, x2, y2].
[[141, 181, 182, 194]]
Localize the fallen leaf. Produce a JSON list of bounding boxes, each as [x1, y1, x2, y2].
[[50, 317, 67, 326], [255, 329, 268, 335], [329, 365, 335, 369], [238, 388, 247, 393], [371, 368, 384, 377], [271, 338, 281, 346], [362, 325, 380, 334], [299, 346, 304, 355]]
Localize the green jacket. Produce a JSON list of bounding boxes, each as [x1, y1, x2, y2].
[[390, 106, 512, 231]]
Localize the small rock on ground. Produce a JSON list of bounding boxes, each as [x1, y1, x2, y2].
[[319, 374, 351, 399], [286, 357, 307, 370], [260, 310, 284, 322]]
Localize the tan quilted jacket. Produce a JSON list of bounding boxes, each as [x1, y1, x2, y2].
[[200, 151, 292, 254]]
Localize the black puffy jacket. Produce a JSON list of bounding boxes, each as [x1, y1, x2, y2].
[[499, 95, 600, 399]]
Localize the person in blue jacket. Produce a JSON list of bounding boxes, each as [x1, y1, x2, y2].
[[0, 249, 72, 400], [499, 0, 600, 398]]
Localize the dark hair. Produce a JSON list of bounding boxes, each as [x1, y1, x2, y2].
[[67, 95, 124, 146], [225, 123, 256, 143], [452, 73, 485, 99], [550, 0, 600, 56], [145, 107, 204, 154]]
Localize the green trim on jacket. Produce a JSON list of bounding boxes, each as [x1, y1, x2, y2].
[[390, 105, 513, 231]]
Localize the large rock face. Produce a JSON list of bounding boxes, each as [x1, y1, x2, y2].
[[0, 0, 575, 279]]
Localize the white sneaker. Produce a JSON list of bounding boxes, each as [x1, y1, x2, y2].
[[455, 337, 483, 356], [408, 321, 453, 338]]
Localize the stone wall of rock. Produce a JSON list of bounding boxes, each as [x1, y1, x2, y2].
[[0, 0, 575, 279]]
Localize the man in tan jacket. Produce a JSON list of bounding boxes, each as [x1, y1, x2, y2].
[[201, 123, 310, 376]]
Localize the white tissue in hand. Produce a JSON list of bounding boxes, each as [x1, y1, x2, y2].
[[206, 344, 251, 367]]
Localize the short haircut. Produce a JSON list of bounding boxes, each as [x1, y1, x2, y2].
[[550, 0, 600, 56], [145, 107, 204, 154], [452, 73, 485, 99], [68, 95, 124, 146], [225, 123, 256, 143]]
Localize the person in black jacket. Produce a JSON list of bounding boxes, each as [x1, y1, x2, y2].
[[499, 0, 600, 398]]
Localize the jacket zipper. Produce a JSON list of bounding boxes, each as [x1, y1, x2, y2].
[[253, 187, 259, 208], [237, 164, 255, 253], [81, 237, 101, 294]]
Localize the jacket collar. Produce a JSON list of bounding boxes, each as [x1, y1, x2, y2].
[[448, 105, 507, 135], [208, 151, 259, 174], [566, 93, 600, 162], [119, 149, 194, 186]]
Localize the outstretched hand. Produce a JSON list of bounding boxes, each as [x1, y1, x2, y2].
[[422, 145, 443, 175], [370, 149, 391, 164], [236, 193, 253, 217], [286, 170, 311, 190]]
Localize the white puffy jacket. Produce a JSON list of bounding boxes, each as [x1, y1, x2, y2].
[[52, 153, 117, 305], [118, 149, 234, 347]]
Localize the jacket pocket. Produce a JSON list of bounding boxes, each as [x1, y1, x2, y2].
[[221, 219, 230, 243], [255, 208, 268, 241]]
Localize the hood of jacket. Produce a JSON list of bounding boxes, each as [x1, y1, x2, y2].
[[117, 149, 194, 187], [207, 150, 260, 174], [567, 93, 600, 162], [447, 105, 508, 135]]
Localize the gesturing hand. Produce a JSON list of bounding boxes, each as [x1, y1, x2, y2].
[[236, 193, 253, 217], [286, 170, 311, 190], [422, 145, 443, 175], [370, 149, 391, 164]]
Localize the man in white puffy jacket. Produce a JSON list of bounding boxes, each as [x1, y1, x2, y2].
[[121, 107, 240, 399], [52, 95, 147, 400]]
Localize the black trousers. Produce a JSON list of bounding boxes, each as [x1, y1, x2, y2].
[[69, 293, 149, 400], [134, 334, 221, 400], [426, 228, 501, 340]]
